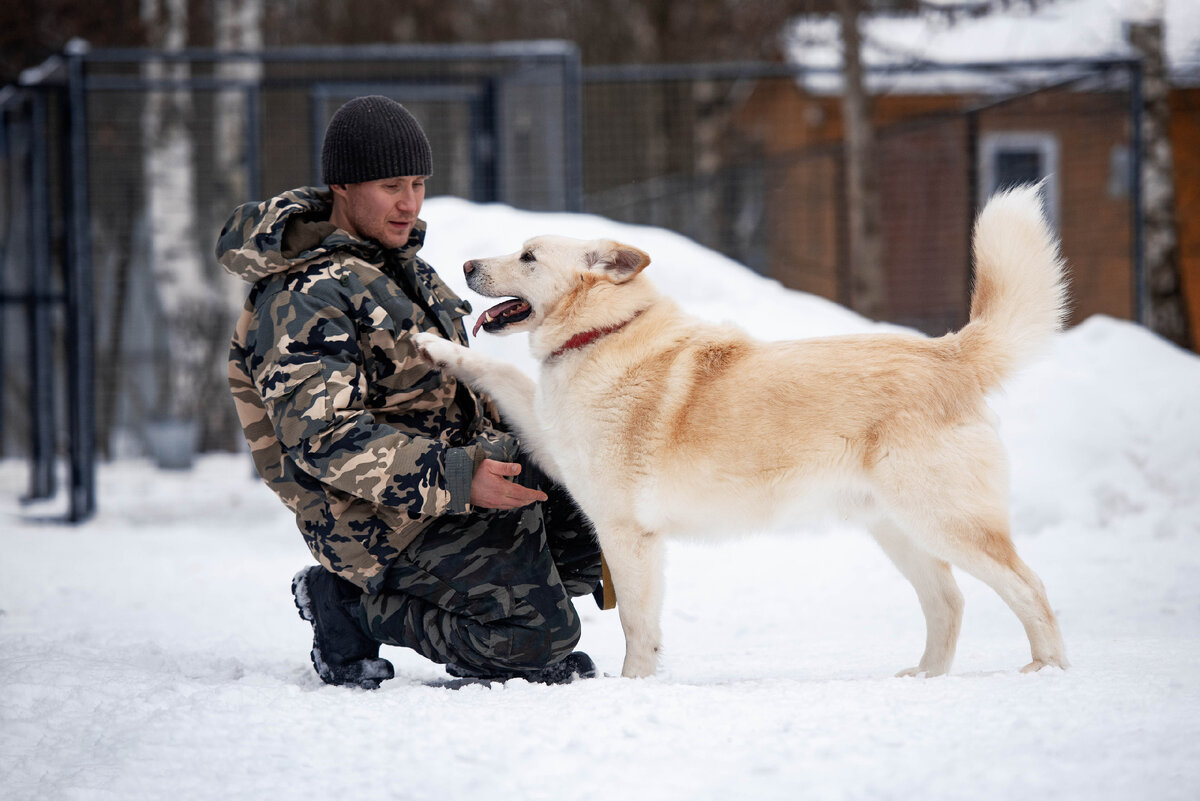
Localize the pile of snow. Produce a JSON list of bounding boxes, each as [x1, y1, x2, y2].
[[2, 197, 1199, 800]]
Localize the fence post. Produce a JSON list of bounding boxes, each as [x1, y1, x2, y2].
[[26, 89, 56, 503], [562, 44, 583, 212], [0, 101, 8, 457], [245, 83, 261, 202], [64, 42, 96, 522]]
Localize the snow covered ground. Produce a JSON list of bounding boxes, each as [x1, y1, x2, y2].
[[3, 197, 1199, 800]]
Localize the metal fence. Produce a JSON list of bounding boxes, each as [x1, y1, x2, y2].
[[0, 42, 1142, 521], [1, 41, 582, 520], [580, 59, 1143, 335]]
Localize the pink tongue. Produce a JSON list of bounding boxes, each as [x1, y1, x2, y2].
[[472, 299, 528, 336]]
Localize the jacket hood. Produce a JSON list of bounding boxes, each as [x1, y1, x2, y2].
[[216, 185, 427, 283]]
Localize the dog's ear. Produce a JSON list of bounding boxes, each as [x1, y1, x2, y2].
[[588, 241, 651, 283]]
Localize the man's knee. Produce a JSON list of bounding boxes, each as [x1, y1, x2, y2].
[[485, 604, 581, 672]]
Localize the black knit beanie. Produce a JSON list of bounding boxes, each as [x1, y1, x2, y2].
[[321, 95, 433, 185]]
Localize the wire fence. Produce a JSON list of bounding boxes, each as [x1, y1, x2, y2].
[[581, 61, 1140, 335], [0, 42, 1141, 520]]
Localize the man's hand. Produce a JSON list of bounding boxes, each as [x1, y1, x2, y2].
[[469, 459, 548, 510]]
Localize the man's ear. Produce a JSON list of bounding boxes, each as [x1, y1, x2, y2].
[[589, 241, 651, 283]]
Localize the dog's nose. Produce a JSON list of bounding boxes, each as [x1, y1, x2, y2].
[[463, 260, 476, 275]]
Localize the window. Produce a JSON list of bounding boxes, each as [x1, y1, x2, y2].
[[979, 132, 1059, 228]]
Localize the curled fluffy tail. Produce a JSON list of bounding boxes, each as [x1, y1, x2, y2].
[[957, 184, 1069, 392]]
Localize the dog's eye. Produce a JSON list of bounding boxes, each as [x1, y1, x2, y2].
[[520, 251, 536, 264]]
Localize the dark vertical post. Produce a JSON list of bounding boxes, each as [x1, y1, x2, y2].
[[26, 89, 56, 502], [965, 108, 980, 314], [245, 83, 261, 201], [562, 45, 583, 212], [64, 44, 95, 522], [1128, 58, 1145, 325], [834, 148, 849, 309], [309, 90, 323, 184], [472, 78, 499, 203], [0, 104, 8, 456]]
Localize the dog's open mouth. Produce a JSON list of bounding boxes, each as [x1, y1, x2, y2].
[[472, 298, 532, 336]]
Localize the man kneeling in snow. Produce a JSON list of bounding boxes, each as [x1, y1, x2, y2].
[[216, 96, 602, 688]]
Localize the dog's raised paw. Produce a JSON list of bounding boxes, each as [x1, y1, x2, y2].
[[411, 332, 461, 370]]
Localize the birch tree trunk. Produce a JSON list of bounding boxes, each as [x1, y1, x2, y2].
[[205, 0, 265, 449], [1128, 14, 1191, 349], [141, 0, 212, 431], [837, 0, 885, 319], [213, 0, 263, 251]]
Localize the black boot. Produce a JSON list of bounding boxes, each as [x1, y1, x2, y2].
[[291, 566, 395, 689], [530, 651, 598, 684], [445, 651, 598, 685]]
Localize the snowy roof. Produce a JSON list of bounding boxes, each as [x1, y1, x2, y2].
[[784, 0, 1200, 95]]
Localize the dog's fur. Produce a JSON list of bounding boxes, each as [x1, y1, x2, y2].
[[415, 185, 1069, 678]]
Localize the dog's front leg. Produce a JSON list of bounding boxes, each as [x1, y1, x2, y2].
[[411, 331, 507, 388], [412, 333, 564, 482], [597, 522, 666, 678]]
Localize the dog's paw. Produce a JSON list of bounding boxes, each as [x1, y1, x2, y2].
[[411, 332, 465, 371], [620, 651, 660, 679], [895, 664, 948, 678]]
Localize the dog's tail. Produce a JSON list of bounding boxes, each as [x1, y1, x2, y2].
[[955, 184, 1069, 392]]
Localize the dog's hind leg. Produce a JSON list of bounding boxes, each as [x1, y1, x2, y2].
[[877, 434, 1068, 673], [933, 522, 1067, 673], [868, 517, 964, 677], [597, 522, 666, 678]]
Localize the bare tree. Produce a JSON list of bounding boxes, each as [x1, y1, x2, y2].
[[140, 0, 213, 461], [836, 0, 885, 319], [202, 0, 265, 450], [1128, 16, 1191, 349], [212, 0, 262, 220]]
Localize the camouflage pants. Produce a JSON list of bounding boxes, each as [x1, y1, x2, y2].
[[358, 461, 601, 675]]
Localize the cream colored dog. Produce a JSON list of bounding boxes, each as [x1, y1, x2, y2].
[[414, 185, 1069, 679]]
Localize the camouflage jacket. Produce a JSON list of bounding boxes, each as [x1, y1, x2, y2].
[[217, 187, 519, 592]]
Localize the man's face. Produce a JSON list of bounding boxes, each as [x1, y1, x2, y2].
[[330, 175, 427, 250]]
